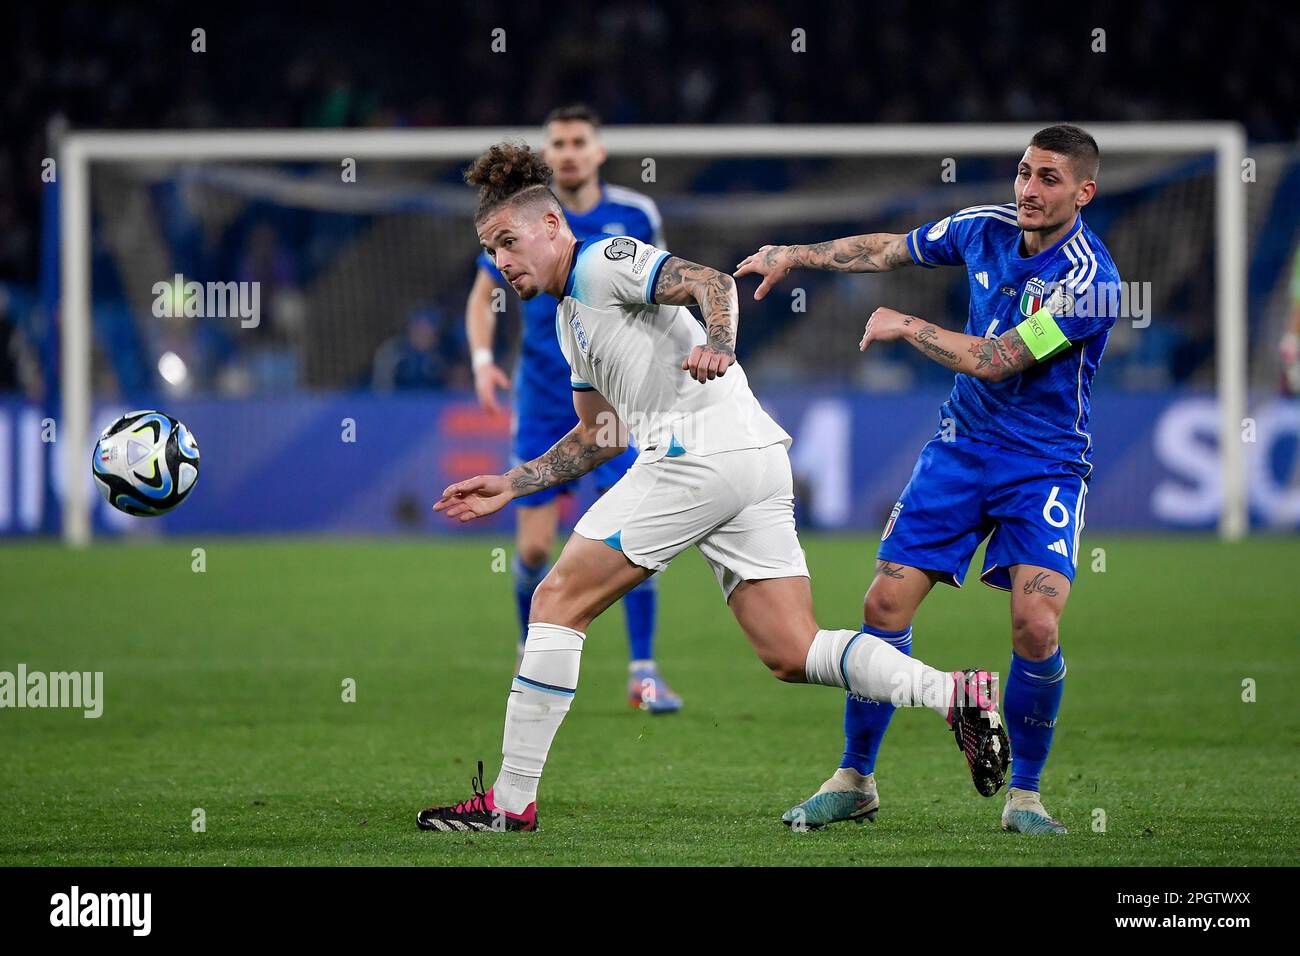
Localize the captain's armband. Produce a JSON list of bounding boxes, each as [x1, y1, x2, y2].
[[1014, 308, 1072, 361]]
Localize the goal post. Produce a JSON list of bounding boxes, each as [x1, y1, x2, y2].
[[58, 122, 1249, 545]]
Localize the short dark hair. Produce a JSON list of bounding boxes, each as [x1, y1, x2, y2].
[[1029, 124, 1100, 182], [463, 142, 562, 222], [543, 103, 602, 130]]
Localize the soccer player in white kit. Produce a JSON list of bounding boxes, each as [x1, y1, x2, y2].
[[417, 144, 1008, 832]]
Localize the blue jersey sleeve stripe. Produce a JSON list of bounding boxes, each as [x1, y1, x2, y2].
[[908, 229, 936, 268], [645, 250, 672, 302]]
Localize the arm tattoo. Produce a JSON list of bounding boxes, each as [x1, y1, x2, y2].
[[1021, 571, 1059, 597], [967, 328, 1036, 381], [654, 256, 737, 355], [876, 560, 907, 580], [789, 234, 910, 273], [914, 324, 959, 364], [506, 425, 616, 496], [892, 313, 1038, 380]]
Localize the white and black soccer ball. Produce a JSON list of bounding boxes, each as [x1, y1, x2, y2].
[[92, 410, 201, 517]]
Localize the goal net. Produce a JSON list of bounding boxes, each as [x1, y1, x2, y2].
[[55, 125, 1249, 542]]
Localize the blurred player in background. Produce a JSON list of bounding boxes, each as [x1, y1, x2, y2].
[[418, 144, 1008, 832], [1280, 244, 1300, 396], [464, 105, 682, 713], [737, 124, 1120, 834]]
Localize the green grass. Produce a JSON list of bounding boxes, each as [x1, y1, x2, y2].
[[0, 535, 1296, 866]]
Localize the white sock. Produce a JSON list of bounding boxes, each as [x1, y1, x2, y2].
[[804, 628, 951, 718], [493, 622, 585, 813]]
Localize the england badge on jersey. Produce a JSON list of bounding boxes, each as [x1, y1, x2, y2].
[[569, 311, 590, 355], [1019, 277, 1046, 317]]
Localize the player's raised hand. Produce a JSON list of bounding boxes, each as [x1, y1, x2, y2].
[[434, 474, 514, 522], [733, 245, 794, 301], [682, 344, 736, 383], [859, 306, 913, 353], [473, 363, 511, 415]]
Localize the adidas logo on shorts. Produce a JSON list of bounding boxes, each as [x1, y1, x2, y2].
[[1047, 538, 1069, 556]]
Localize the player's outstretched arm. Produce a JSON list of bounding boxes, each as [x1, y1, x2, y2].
[[733, 234, 912, 300], [433, 390, 625, 522], [653, 256, 739, 383], [465, 267, 511, 414], [859, 306, 1042, 383]]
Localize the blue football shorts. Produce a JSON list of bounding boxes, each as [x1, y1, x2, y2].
[[877, 434, 1089, 590]]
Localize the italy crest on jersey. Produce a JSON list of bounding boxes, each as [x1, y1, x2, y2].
[[1019, 277, 1046, 317]]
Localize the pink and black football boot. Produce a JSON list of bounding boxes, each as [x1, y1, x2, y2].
[[947, 669, 1010, 797], [417, 761, 538, 833]]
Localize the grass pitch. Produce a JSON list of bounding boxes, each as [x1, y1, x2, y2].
[[1, 534, 1296, 866]]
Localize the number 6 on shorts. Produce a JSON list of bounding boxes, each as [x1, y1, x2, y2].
[[1042, 485, 1071, 529]]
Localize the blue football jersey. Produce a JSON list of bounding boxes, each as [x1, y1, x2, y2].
[[478, 184, 665, 418], [907, 203, 1121, 476]]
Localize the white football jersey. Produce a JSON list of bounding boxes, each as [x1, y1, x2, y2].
[[555, 235, 791, 462]]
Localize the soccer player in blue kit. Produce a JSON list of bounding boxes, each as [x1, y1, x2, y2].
[[735, 125, 1120, 833], [465, 105, 683, 713]]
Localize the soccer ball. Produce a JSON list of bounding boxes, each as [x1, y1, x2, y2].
[[92, 410, 201, 517]]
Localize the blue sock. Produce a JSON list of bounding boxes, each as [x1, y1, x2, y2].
[[840, 624, 913, 775], [511, 553, 549, 644], [621, 576, 658, 663], [1004, 648, 1067, 792]]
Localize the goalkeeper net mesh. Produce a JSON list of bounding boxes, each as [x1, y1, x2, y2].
[[85, 148, 1243, 403]]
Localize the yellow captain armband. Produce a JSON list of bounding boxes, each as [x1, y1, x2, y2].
[[1014, 308, 1073, 361]]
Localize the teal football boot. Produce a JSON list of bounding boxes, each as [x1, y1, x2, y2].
[[1001, 787, 1068, 834], [782, 768, 879, 830]]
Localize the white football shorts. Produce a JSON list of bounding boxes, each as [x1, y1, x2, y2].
[[573, 442, 810, 600]]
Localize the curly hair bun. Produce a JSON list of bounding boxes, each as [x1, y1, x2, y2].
[[465, 143, 554, 218]]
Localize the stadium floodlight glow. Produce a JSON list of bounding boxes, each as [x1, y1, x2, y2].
[[58, 123, 1248, 545]]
